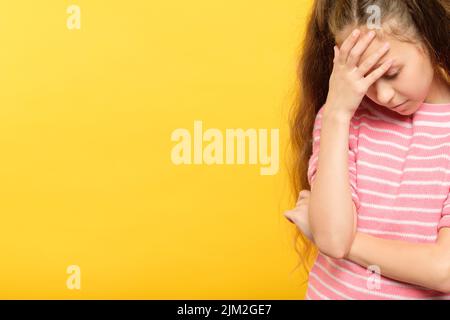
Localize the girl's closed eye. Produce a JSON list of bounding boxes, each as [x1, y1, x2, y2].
[[383, 67, 402, 80]]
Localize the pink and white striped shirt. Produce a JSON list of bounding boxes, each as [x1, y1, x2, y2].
[[306, 98, 450, 300]]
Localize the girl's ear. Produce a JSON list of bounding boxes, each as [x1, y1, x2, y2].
[[409, 40, 432, 65], [415, 41, 430, 57]]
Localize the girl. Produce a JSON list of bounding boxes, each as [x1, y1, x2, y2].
[[284, 0, 450, 299]]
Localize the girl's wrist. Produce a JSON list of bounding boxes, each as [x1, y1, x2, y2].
[[322, 104, 353, 125]]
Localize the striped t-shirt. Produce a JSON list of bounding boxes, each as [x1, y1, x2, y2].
[[305, 98, 450, 300]]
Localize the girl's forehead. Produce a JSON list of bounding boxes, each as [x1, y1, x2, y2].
[[335, 28, 414, 64], [334, 20, 419, 47], [365, 36, 393, 53], [335, 27, 388, 47], [359, 36, 397, 66]]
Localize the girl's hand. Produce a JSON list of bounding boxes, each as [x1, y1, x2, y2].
[[325, 29, 393, 118], [284, 190, 314, 243]]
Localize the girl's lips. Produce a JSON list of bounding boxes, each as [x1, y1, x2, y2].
[[393, 101, 408, 109]]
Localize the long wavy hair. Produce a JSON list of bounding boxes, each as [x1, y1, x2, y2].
[[288, 0, 449, 280]]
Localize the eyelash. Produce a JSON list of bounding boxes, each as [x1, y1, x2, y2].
[[384, 71, 400, 80]]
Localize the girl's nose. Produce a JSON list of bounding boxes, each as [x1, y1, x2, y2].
[[374, 80, 395, 105]]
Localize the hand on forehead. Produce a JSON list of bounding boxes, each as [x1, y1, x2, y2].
[[335, 26, 397, 69]]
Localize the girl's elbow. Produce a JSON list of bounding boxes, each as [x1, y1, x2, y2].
[[436, 263, 450, 293], [439, 282, 450, 294], [436, 278, 450, 294], [314, 234, 352, 259], [438, 267, 450, 294]]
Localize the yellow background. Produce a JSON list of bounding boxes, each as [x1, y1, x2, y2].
[[0, 0, 312, 299]]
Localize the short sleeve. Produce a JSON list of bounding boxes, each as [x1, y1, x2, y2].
[[439, 192, 450, 231], [307, 106, 360, 210]]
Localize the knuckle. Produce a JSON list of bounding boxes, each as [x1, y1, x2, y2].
[[348, 52, 357, 60], [355, 86, 366, 96], [352, 49, 363, 57], [360, 62, 369, 71]]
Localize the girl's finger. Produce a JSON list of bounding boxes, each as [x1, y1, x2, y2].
[[362, 59, 394, 88], [358, 42, 390, 76], [338, 29, 361, 65], [284, 211, 295, 224], [346, 30, 376, 69], [333, 46, 340, 63]]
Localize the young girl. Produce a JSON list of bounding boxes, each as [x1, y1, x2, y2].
[[284, 0, 450, 299]]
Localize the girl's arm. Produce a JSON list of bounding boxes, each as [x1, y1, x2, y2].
[[309, 29, 394, 259], [346, 228, 450, 293], [309, 109, 357, 259]]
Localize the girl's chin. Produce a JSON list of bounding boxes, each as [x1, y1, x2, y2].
[[395, 102, 422, 116], [392, 100, 410, 111], [394, 107, 411, 115]]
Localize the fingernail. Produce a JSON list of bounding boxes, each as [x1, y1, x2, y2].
[[384, 42, 390, 49], [369, 31, 375, 38], [353, 29, 360, 37]]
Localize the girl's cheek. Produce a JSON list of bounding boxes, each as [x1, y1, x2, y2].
[[365, 87, 377, 102], [396, 68, 425, 101], [413, 71, 433, 100]]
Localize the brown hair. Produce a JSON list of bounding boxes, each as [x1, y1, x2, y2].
[[288, 0, 449, 280]]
